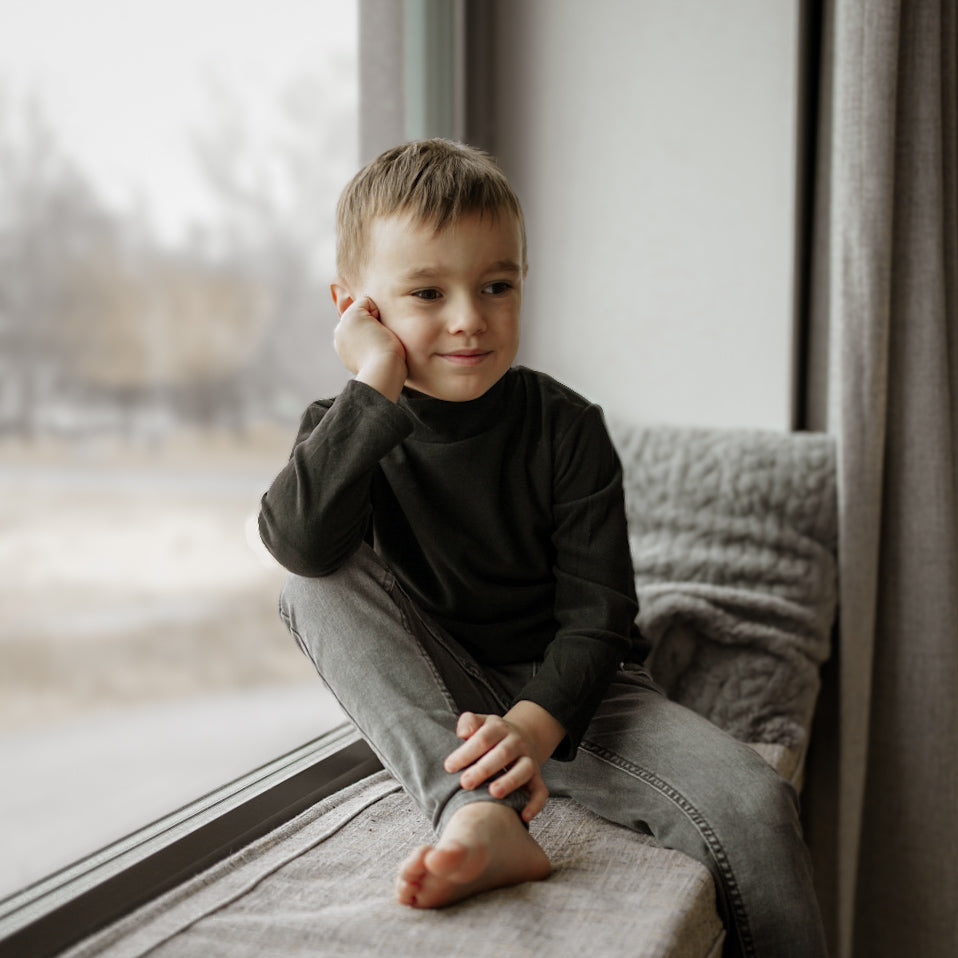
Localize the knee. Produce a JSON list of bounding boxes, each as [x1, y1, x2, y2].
[[278, 575, 342, 636], [280, 544, 378, 614], [278, 572, 314, 623], [672, 744, 801, 850], [278, 568, 361, 670], [723, 754, 802, 839], [279, 544, 404, 655]]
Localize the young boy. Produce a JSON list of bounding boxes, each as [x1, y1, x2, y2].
[[258, 139, 826, 957]]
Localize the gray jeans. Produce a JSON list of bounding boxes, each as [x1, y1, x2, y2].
[[278, 544, 826, 958]]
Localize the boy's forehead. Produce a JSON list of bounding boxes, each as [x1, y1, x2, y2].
[[366, 210, 523, 269]]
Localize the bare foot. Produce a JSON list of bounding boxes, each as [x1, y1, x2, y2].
[[395, 801, 550, 908]]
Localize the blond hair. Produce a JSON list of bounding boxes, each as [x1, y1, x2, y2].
[[336, 139, 526, 282]]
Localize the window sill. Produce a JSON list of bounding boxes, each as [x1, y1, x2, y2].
[[0, 722, 380, 958]]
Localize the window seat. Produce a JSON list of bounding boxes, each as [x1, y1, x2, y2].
[[63, 765, 729, 958], [60, 422, 837, 958]]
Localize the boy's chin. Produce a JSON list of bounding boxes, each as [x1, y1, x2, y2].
[[404, 376, 500, 403]]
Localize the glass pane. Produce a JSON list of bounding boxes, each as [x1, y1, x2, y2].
[[0, 0, 356, 899]]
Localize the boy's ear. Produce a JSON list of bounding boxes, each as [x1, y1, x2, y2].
[[330, 280, 354, 316]]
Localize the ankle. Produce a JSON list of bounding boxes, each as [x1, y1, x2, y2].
[[445, 799, 522, 833]]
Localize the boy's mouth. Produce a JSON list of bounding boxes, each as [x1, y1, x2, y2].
[[439, 349, 492, 366]]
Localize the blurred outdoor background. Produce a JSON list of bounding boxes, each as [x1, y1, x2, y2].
[[0, 0, 356, 898]]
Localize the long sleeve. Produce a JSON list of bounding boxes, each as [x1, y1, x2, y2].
[[258, 380, 413, 576], [514, 404, 639, 759]]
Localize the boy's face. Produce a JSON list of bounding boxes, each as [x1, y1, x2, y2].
[[347, 210, 525, 402]]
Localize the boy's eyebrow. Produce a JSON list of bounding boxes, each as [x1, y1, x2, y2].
[[398, 260, 522, 283], [397, 267, 443, 283], [487, 259, 523, 275]]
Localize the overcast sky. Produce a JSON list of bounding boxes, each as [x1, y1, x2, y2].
[[0, 0, 356, 240]]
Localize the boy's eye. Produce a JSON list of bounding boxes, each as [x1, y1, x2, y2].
[[483, 281, 513, 295], [412, 288, 442, 301]]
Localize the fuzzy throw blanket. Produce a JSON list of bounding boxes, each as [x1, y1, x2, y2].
[[608, 422, 838, 755]]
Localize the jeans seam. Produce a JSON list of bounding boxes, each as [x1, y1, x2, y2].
[[578, 739, 756, 958], [279, 601, 435, 806], [278, 602, 311, 661], [389, 600, 461, 714]]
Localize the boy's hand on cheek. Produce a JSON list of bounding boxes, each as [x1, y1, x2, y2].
[[444, 707, 562, 823], [333, 294, 408, 402]]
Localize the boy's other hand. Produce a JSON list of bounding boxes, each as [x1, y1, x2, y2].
[[333, 294, 408, 401], [444, 704, 564, 823]]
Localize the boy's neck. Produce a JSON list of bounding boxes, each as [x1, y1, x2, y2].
[[401, 368, 514, 442]]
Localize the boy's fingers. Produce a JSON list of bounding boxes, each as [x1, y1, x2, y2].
[[521, 777, 549, 822], [456, 711, 484, 739], [444, 714, 539, 789], [444, 738, 481, 774], [444, 714, 495, 773], [354, 294, 380, 318], [487, 755, 536, 798], [451, 736, 513, 784], [487, 759, 548, 821]]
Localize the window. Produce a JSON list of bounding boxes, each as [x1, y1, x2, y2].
[[0, 0, 357, 902]]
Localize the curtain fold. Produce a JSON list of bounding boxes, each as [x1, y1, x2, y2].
[[805, 1, 958, 956]]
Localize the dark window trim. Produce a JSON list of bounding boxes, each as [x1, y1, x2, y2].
[[791, 0, 824, 430], [0, 723, 380, 958]]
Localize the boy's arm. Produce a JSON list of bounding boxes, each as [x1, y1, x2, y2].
[[443, 407, 636, 818], [259, 295, 413, 576], [516, 403, 638, 758], [258, 381, 413, 575]]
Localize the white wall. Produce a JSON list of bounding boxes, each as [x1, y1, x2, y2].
[[494, 0, 800, 430]]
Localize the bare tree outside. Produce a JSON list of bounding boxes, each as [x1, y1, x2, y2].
[[0, 60, 354, 438], [0, 2, 356, 898]]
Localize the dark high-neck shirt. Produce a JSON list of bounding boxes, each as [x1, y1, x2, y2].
[[259, 367, 639, 757]]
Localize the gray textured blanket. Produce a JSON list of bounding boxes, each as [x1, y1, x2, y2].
[[609, 422, 838, 754]]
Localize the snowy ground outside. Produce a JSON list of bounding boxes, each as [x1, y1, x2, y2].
[[0, 429, 346, 900]]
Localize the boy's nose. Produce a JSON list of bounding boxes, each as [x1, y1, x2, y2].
[[447, 298, 486, 336]]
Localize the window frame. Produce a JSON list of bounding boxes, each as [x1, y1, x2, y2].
[[0, 725, 380, 958]]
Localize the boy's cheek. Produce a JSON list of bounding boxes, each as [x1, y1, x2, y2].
[[379, 319, 404, 348], [379, 315, 415, 348]]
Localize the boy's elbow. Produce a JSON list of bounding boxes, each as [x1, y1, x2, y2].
[[256, 509, 351, 578], [279, 554, 345, 578]]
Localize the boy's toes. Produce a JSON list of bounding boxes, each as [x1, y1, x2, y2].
[[395, 878, 420, 906], [395, 845, 430, 905], [398, 845, 430, 881]]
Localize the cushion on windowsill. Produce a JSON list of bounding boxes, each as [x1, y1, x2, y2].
[[609, 421, 837, 788], [63, 770, 725, 958]]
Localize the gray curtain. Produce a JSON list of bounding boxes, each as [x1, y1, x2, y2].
[[803, 1, 958, 956]]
